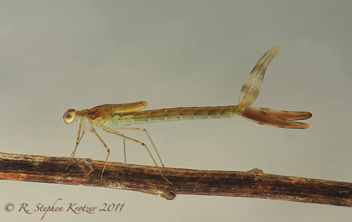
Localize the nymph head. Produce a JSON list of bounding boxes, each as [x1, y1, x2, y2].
[[63, 109, 77, 124]]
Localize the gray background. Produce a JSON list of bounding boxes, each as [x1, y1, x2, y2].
[[1, 0, 351, 221]]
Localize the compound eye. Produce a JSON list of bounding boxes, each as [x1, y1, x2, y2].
[[63, 109, 76, 123]]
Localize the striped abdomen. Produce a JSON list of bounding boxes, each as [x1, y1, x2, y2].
[[111, 105, 239, 126]]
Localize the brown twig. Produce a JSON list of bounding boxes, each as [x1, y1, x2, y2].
[[0, 152, 351, 206]]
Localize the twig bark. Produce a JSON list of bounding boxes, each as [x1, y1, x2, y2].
[[0, 152, 351, 206]]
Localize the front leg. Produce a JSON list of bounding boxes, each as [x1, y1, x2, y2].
[[70, 120, 86, 158]]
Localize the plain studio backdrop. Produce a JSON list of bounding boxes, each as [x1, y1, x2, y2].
[[0, 1, 351, 221]]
